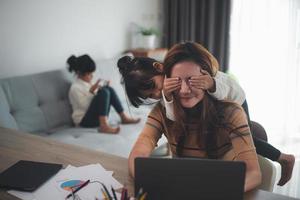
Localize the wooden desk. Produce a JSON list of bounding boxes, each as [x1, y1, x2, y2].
[[0, 128, 298, 200], [0, 128, 133, 200]]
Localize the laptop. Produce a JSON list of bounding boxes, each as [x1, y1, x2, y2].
[[135, 157, 246, 200]]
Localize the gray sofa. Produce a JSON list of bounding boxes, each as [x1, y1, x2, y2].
[[0, 57, 167, 158]]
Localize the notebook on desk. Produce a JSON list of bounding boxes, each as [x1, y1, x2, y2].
[[135, 157, 246, 200], [0, 160, 62, 191]]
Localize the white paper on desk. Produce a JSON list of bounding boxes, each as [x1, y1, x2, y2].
[[88, 164, 114, 176], [8, 164, 122, 200], [107, 171, 113, 176], [66, 163, 105, 170], [55, 182, 121, 200], [55, 164, 122, 194], [61, 164, 114, 178]]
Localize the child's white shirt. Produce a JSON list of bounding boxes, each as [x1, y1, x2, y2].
[[68, 78, 107, 125]]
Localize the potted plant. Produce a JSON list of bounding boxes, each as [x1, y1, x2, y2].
[[139, 27, 160, 49]]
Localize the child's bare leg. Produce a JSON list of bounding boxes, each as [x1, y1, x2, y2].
[[277, 153, 295, 186], [119, 112, 141, 124], [98, 116, 120, 134]]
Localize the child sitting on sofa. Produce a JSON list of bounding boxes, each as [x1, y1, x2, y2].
[[67, 54, 140, 134]]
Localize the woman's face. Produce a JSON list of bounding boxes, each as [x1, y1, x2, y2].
[[140, 75, 164, 99], [171, 61, 205, 108], [80, 72, 93, 83]]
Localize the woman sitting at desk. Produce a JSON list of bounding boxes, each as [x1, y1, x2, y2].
[[119, 42, 262, 192]]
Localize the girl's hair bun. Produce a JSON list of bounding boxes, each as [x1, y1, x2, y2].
[[67, 55, 78, 72], [117, 56, 134, 75]]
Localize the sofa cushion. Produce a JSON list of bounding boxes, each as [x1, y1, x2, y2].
[[45, 117, 167, 158], [0, 70, 73, 133], [32, 70, 73, 129], [0, 77, 48, 132], [0, 87, 18, 129]]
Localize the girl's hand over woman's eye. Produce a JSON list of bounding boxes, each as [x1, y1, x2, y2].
[[163, 77, 181, 101], [189, 70, 215, 92]]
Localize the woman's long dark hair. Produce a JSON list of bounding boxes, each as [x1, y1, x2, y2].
[[67, 54, 96, 75], [164, 42, 243, 158], [117, 56, 163, 107]]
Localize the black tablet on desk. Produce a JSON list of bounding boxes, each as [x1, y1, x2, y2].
[[0, 160, 62, 191]]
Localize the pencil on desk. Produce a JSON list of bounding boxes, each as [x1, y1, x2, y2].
[[139, 192, 147, 200], [65, 179, 90, 199], [136, 188, 143, 199], [124, 188, 128, 200], [101, 183, 112, 200], [111, 186, 117, 200], [101, 188, 109, 200], [120, 188, 125, 200]]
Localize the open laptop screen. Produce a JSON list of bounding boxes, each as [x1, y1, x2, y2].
[[135, 157, 246, 200]]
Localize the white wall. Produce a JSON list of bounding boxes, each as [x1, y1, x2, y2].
[[0, 0, 163, 78]]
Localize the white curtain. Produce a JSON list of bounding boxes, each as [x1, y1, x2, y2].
[[230, 0, 300, 145], [230, 0, 300, 197]]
